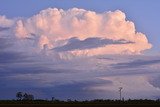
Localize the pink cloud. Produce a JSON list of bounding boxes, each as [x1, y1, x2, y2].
[[14, 8, 152, 56], [0, 15, 13, 27]]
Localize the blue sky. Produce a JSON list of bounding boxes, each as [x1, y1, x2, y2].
[[0, 0, 160, 100]]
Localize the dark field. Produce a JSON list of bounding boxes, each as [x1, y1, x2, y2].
[[1, 100, 160, 107]]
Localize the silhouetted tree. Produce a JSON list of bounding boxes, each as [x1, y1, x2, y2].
[[16, 92, 23, 100], [23, 93, 28, 100], [23, 93, 34, 100]]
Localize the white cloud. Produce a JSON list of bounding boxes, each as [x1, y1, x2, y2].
[[0, 15, 14, 27], [14, 8, 151, 57]]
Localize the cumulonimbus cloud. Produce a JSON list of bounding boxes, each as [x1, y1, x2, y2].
[[6, 8, 152, 56]]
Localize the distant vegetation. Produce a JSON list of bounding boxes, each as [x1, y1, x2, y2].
[[16, 92, 34, 100], [0, 92, 160, 106]]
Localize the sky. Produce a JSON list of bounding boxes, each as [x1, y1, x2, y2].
[[0, 0, 160, 100]]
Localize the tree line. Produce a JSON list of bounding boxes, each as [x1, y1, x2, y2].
[[15, 92, 160, 104], [16, 92, 34, 100]]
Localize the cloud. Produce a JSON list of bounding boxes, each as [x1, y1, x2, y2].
[[0, 38, 12, 50], [0, 27, 10, 32], [0, 53, 160, 99], [53, 37, 134, 52], [99, 75, 160, 99], [14, 8, 151, 56], [0, 51, 26, 64], [0, 8, 159, 100], [0, 16, 14, 27], [111, 58, 160, 69], [148, 75, 160, 89]]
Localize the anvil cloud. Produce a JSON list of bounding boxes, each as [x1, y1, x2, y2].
[[14, 8, 151, 56]]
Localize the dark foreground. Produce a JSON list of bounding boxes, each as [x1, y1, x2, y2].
[[1, 104, 160, 107], [1, 100, 160, 107]]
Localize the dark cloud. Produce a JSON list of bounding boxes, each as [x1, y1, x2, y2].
[[0, 51, 36, 78], [1, 65, 79, 76], [53, 37, 134, 52], [148, 75, 160, 89], [0, 37, 22, 65], [111, 59, 160, 69], [97, 57, 114, 60], [0, 38, 12, 50], [0, 27, 10, 31], [0, 51, 27, 64]]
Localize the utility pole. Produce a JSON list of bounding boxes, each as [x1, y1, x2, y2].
[[119, 87, 123, 100]]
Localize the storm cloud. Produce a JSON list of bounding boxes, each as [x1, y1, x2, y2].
[[54, 37, 134, 52], [111, 59, 160, 69], [13, 8, 151, 56]]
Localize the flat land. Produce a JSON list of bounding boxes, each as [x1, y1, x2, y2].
[[1, 100, 160, 107], [1, 104, 160, 107]]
